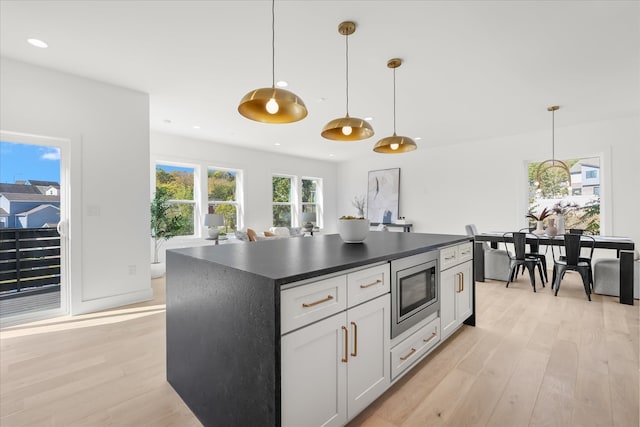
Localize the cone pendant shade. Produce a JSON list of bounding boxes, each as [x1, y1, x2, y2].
[[321, 21, 374, 141], [237, 0, 307, 123]]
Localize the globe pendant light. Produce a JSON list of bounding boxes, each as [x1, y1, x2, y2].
[[321, 21, 374, 141], [238, 0, 307, 123], [534, 106, 572, 196], [373, 58, 417, 153]]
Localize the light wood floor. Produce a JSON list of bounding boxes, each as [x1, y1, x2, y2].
[[1, 273, 638, 427]]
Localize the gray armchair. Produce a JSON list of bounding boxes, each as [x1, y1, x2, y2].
[[465, 224, 511, 282]]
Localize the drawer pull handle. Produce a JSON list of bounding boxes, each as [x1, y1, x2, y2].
[[461, 273, 464, 292], [341, 326, 349, 363], [423, 329, 438, 344], [360, 279, 382, 289], [445, 255, 456, 261], [302, 295, 334, 308], [400, 348, 416, 361], [350, 321, 358, 357]]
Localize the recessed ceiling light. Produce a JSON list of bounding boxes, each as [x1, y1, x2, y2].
[[274, 142, 281, 146], [364, 117, 373, 121], [317, 97, 327, 102], [414, 137, 422, 141], [276, 81, 288, 88], [27, 38, 48, 48], [193, 125, 201, 129], [328, 153, 334, 157], [163, 119, 172, 124]]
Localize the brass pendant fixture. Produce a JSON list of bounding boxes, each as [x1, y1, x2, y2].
[[321, 21, 374, 141], [534, 106, 572, 195], [238, 0, 307, 123], [373, 58, 417, 154]]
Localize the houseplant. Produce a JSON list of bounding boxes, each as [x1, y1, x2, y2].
[[351, 195, 366, 218], [150, 187, 185, 278], [551, 200, 577, 234], [526, 207, 552, 236], [337, 215, 369, 243]]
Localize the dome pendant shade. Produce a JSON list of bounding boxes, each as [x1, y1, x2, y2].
[[238, 86, 308, 123], [374, 58, 417, 154], [321, 114, 374, 141], [321, 21, 374, 141], [373, 133, 417, 153]]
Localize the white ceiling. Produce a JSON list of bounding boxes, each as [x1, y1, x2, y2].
[[1, 1, 638, 162]]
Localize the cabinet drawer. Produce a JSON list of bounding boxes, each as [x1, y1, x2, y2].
[[458, 242, 473, 263], [281, 275, 347, 334], [391, 317, 440, 380], [440, 245, 459, 270], [347, 264, 390, 308]]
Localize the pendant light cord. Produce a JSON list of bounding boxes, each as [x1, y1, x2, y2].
[[551, 107, 555, 162], [393, 67, 397, 134], [345, 31, 349, 115], [271, 0, 275, 88]]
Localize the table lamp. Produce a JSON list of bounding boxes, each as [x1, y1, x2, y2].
[[204, 213, 225, 239], [302, 212, 316, 231]]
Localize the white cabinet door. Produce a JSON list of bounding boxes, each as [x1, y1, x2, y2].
[[346, 295, 390, 419], [281, 312, 348, 427], [440, 267, 457, 340], [457, 261, 473, 322]]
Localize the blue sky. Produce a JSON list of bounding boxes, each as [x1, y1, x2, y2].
[[0, 141, 61, 184]]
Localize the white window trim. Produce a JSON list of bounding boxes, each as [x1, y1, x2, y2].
[[154, 161, 200, 238], [301, 176, 323, 229], [206, 166, 244, 232]]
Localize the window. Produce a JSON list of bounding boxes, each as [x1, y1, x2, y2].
[[301, 178, 322, 228], [272, 175, 294, 227], [527, 157, 601, 235], [208, 168, 241, 233], [272, 175, 323, 228], [155, 163, 195, 236]]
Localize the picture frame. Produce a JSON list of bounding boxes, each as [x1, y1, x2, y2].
[[367, 168, 400, 224]]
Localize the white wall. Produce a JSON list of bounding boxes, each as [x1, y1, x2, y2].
[[151, 131, 339, 262], [0, 58, 152, 314], [337, 116, 640, 249]]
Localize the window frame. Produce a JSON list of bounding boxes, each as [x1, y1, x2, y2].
[[300, 176, 323, 229], [272, 174, 324, 229], [207, 166, 243, 233], [154, 161, 198, 237]]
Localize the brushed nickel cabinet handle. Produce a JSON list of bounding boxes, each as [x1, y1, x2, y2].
[[423, 329, 438, 344], [350, 321, 358, 357], [302, 295, 334, 308], [360, 279, 382, 289], [341, 326, 348, 363], [400, 348, 416, 361]]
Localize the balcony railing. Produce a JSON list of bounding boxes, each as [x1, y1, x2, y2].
[[0, 227, 61, 297]]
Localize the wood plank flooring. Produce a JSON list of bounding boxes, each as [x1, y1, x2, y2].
[[1, 272, 638, 427]]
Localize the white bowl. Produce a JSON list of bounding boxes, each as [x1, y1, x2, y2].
[[337, 219, 370, 243]]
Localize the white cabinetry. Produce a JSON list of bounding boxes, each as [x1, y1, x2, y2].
[[281, 264, 390, 427], [440, 242, 473, 340]]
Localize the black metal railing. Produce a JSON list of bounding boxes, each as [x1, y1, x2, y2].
[[0, 228, 61, 294]]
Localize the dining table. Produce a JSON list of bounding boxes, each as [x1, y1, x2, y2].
[[473, 232, 636, 305]]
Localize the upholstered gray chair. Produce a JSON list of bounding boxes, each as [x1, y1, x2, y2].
[[465, 224, 511, 281], [593, 250, 639, 299]]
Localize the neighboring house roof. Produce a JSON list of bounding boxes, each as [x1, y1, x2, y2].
[[16, 204, 60, 216], [0, 208, 8, 216], [570, 162, 600, 173], [27, 180, 60, 188], [0, 183, 41, 194], [0, 193, 60, 202]]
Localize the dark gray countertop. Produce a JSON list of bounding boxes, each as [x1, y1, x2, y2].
[[169, 232, 470, 285]]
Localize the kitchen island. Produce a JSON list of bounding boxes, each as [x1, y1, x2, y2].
[[166, 232, 473, 427]]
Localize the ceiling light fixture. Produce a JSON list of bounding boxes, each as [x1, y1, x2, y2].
[[238, 0, 307, 124], [373, 58, 417, 154], [534, 105, 571, 196], [27, 38, 48, 48], [321, 21, 374, 141]]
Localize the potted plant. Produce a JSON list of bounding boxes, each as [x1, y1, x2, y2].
[[526, 207, 552, 236], [150, 187, 185, 278], [351, 195, 366, 218], [337, 215, 369, 243]]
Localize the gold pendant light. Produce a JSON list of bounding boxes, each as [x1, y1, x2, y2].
[[321, 21, 374, 141], [373, 58, 417, 153], [238, 0, 307, 123], [534, 106, 572, 196]]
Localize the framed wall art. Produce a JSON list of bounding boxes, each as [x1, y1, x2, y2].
[[367, 168, 400, 224]]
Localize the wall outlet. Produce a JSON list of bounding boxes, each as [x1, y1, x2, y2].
[[128, 265, 137, 275]]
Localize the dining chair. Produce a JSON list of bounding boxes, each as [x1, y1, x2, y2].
[[465, 224, 510, 281], [558, 228, 593, 289], [518, 227, 548, 284], [503, 231, 546, 292], [551, 233, 595, 300]]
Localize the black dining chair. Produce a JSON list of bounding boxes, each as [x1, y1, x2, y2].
[[551, 233, 595, 301], [503, 232, 546, 292], [558, 228, 594, 289], [518, 227, 548, 284]]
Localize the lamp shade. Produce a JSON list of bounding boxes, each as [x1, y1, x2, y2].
[[204, 213, 224, 227], [373, 133, 417, 153], [302, 212, 317, 223], [238, 87, 308, 124], [321, 116, 374, 141]]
